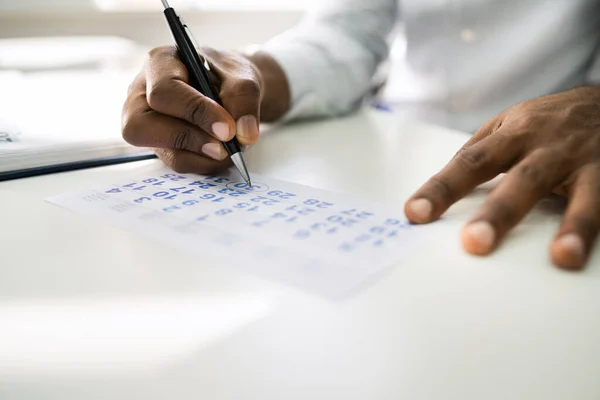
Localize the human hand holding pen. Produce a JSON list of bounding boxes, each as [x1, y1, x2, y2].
[[122, 45, 290, 174]]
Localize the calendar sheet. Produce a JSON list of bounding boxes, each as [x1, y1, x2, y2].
[[48, 167, 424, 297]]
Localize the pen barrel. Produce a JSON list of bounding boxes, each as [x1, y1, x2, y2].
[[163, 8, 217, 100], [163, 8, 243, 156], [223, 140, 241, 155]]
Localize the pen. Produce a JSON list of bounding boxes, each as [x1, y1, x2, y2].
[[160, 0, 252, 186]]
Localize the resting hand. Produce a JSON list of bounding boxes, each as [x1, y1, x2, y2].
[[405, 86, 600, 270]]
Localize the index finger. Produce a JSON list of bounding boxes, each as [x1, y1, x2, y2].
[[144, 46, 236, 142], [404, 130, 523, 224]]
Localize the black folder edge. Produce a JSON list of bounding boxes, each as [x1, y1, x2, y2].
[[0, 152, 157, 182]]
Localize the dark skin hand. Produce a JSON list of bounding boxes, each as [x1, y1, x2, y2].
[[122, 46, 290, 174], [123, 47, 600, 270], [404, 86, 600, 271]]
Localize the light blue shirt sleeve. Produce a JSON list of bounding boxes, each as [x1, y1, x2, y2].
[[262, 0, 398, 121], [585, 45, 600, 84]]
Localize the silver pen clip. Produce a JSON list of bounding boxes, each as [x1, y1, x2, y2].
[[181, 19, 211, 71]]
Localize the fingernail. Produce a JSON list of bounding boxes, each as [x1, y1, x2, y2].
[[555, 233, 585, 267], [463, 221, 496, 254], [407, 199, 433, 223], [237, 115, 259, 141], [202, 143, 226, 161], [212, 122, 231, 141]]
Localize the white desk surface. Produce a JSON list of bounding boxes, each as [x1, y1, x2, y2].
[[1, 109, 600, 400]]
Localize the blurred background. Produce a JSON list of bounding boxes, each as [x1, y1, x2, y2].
[[0, 0, 311, 50]]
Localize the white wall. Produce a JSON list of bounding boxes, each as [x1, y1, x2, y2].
[[0, 9, 303, 50], [0, 0, 97, 12]]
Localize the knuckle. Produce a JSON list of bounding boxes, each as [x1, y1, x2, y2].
[[428, 175, 455, 202], [147, 79, 173, 110], [518, 148, 560, 186], [475, 115, 504, 138], [508, 112, 540, 133], [516, 162, 544, 183], [171, 127, 196, 151], [223, 77, 261, 100], [456, 147, 489, 170], [147, 45, 177, 61], [236, 78, 261, 97], [185, 97, 210, 127]]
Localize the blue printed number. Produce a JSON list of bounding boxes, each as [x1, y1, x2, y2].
[[105, 188, 122, 194], [218, 188, 246, 197], [384, 219, 409, 229], [340, 243, 355, 252], [233, 182, 254, 190], [182, 200, 199, 206], [328, 215, 358, 227], [370, 226, 386, 234], [342, 209, 374, 219], [161, 173, 186, 181], [311, 223, 327, 230], [118, 182, 144, 190], [271, 213, 286, 219], [200, 194, 225, 202], [215, 209, 233, 216], [189, 181, 217, 190], [251, 196, 280, 206], [267, 190, 296, 200], [232, 182, 266, 192], [304, 199, 333, 208], [134, 197, 151, 203], [356, 234, 371, 242], [205, 176, 230, 184], [170, 187, 195, 194], [153, 192, 177, 200], [286, 205, 315, 216], [293, 230, 311, 240], [234, 202, 260, 211], [143, 178, 166, 186], [271, 213, 297, 223]]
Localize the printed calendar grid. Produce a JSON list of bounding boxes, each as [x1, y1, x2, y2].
[[97, 171, 410, 258], [48, 167, 423, 297]]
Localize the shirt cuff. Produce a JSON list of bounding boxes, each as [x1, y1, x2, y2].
[[261, 33, 331, 122]]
